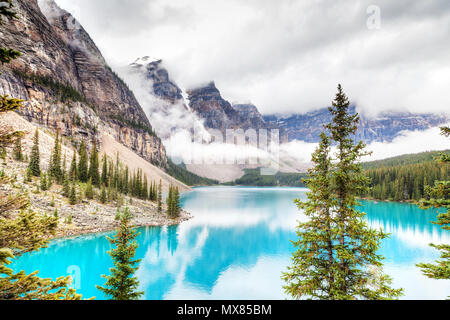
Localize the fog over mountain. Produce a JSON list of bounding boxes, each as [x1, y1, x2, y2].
[[54, 0, 450, 116]]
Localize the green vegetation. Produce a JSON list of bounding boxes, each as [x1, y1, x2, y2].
[[0, 1, 81, 300], [69, 181, 77, 205], [157, 180, 162, 214], [97, 207, 143, 300], [363, 150, 449, 201], [77, 140, 89, 183], [416, 127, 449, 284], [166, 185, 181, 218], [165, 160, 218, 186], [85, 179, 94, 200], [49, 131, 63, 182], [105, 65, 131, 91], [283, 85, 402, 300], [108, 113, 157, 138], [226, 168, 307, 187], [12, 137, 23, 161], [12, 69, 87, 104], [88, 140, 100, 187], [28, 129, 41, 177], [362, 150, 449, 170]]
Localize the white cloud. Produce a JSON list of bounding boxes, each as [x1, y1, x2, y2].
[[53, 0, 450, 115], [278, 124, 450, 164], [364, 124, 450, 161]]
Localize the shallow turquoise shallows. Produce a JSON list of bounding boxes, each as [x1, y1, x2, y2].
[[10, 187, 450, 300]]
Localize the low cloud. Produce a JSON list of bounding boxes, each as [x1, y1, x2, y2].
[[279, 124, 450, 166], [54, 0, 450, 116]]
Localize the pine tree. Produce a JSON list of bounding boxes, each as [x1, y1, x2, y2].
[[101, 154, 108, 187], [69, 151, 77, 181], [85, 178, 94, 200], [142, 175, 148, 200], [0, 1, 81, 300], [77, 140, 88, 183], [63, 175, 70, 198], [62, 152, 67, 180], [40, 172, 48, 192], [88, 140, 100, 187], [157, 180, 162, 214], [13, 137, 23, 161], [100, 185, 107, 204], [173, 187, 180, 217], [25, 167, 32, 183], [283, 133, 339, 299], [416, 126, 449, 281], [28, 129, 40, 177], [49, 131, 62, 182], [69, 182, 77, 205], [166, 185, 173, 217], [97, 207, 144, 300], [284, 85, 402, 300]]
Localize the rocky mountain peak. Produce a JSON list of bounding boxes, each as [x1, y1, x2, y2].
[[130, 57, 183, 103], [0, 0, 168, 167]]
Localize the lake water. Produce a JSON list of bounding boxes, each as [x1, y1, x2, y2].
[[10, 187, 450, 300]]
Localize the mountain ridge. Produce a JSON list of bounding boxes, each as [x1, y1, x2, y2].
[[0, 0, 169, 169]]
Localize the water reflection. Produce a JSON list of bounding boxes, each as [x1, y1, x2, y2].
[[10, 187, 449, 300]]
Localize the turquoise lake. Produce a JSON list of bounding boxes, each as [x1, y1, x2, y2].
[[10, 187, 450, 300]]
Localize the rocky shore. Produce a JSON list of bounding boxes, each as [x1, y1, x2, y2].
[[0, 157, 193, 241]]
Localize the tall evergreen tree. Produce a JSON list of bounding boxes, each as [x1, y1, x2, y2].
[[284, 85, 402, 300], [0, 1, 81, 299], [12, 137, 23, 161], [28, 129, 40, 177], [62, 152, 67, 180], [69, 151, 77, 181], [40, 172, 48, 192], [283, 133, 338, 299], [85, 178, 94, 200], [416, 126, 449, 282], [63, 175, 70, 198], [142, 175, 148, 200], [69, 182, 77, 205], [157, 180, 162, 214], [100, 185, 107, 204], [166, 185, 173, 217], [49, 131, 62, 182], [173, 187, 180, 217], [77, 140, 88, 183], [88, 140, 100, 187], [101, 154, 108, 187], [97, 207, 144, 300]]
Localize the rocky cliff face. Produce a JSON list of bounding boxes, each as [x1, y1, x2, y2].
[[130, 57, 184, 105], [264, 106, 450, 143], [187, 82, 276, 135], [0, 0, 167, 166]]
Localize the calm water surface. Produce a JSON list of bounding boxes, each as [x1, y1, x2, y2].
[[11, 187, 450, 299]]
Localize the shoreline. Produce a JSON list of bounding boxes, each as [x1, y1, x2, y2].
[[53, 209, 193, 241]]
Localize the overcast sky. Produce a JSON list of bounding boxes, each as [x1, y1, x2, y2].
[[54, 0, 450, 116]]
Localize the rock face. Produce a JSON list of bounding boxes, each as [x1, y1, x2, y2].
[[187, 82, 241, 132], [187, 82, 276, 135], [130, 57, 184, 104], [263, 106, 450, 143], [232, 104, 272, 131], [0, 0, 167, 166]]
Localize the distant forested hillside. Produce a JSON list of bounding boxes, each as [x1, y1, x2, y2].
[[363, 150, 449, 201], [223, 150, 449, 200], [225, 169, 307, 187], [166, 160, 219, 186]]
